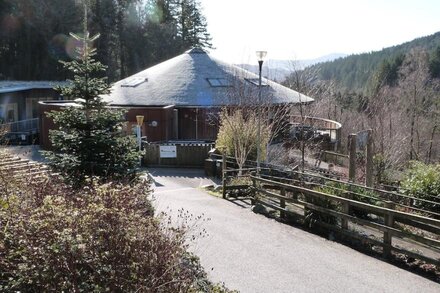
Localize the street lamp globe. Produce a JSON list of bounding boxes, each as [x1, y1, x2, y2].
[[256, 51, 267, 61]]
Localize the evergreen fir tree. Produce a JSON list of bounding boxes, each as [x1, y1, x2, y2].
[[177, 0, 212, 50], [43, 4, 139, 185], [429, 46, 440, 78]]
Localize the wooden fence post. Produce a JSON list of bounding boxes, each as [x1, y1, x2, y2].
[[222, 174, 227, 199], [251, 172, 256, 205], [383, 201, 395, 259], [348, 134, 357, 182], [341, 192, 352, 230], [280, 187, 286, 219], [290, 171, 298, 202], [222, 151, 226, 174], [221, 151, 227, 199], [365, 129, 374, 187]]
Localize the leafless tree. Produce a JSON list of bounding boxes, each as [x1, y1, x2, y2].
[[284, 62, 336, 171]]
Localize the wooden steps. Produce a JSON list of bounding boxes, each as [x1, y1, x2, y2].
[[0, 152, 50, 182]]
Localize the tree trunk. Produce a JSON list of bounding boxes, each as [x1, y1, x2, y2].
[[427, 125, 437, 163], [409, 85, 417, 160]]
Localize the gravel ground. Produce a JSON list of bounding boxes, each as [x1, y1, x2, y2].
[[148, 168, 440, 293]]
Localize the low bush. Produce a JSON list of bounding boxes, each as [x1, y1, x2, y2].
[[304, 195, 339, 228], [401, 161, 440, 213], [313, 181, 380, 219], [0, 173, 232, 292]]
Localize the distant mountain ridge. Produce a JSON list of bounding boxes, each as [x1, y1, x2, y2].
[[299, 31, 440, 93], [237, 53, 348, 82]]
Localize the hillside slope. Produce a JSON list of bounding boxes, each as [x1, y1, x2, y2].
[[301, 32, 440, 93]]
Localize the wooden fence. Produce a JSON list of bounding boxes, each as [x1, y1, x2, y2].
[[290, 170, 440, 218], [249, 173, 440, 266], [217, 153, 299, 199], [144, 142, 213, 167]]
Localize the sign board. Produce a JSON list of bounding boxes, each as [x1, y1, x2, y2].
[[356, 130, 369, 150], [160, 145, 177, 158]]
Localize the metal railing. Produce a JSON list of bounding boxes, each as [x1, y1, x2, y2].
[[1, 118, 39, 133]]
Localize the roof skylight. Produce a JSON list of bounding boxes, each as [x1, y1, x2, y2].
[[121, 77, 147, 87], [245, 78, 268, 86], [207, 78, 231, 87]]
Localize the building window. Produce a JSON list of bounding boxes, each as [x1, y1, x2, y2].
[[245, 78, 269, 86], [7, 109, 14, 122], [206, 78, 232, 87], [3, 103, 18, 122]]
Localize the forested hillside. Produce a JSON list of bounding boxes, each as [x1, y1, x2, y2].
[[284, 33, 440, 181], [301, 32, 440, 93], [0, 0, 211, 82]]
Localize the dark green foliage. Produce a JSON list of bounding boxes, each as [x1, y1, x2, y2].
[[177, 0, 212, 50], [314, 182, 379, 219], [401, 161, 440, 213], [43, 32, 139, 185], [0, 0, 212, 81], [0, 173, 233, 292], [296, 31, 440, 94], [0, 0, 80, 79], [428, 46, 440, 78], [374, 53, 405, 89], [44, 107, 139, 184], [304, 195, 338, 228]]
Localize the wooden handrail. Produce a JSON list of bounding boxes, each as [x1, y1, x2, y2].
[[235, 173, 440, 266], [251, 174, 440, 227], [292, 170, 440, 206]]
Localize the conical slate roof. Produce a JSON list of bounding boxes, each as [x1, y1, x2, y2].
[[103, 48, 314, 107]]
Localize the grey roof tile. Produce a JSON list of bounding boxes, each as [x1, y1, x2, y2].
[[103, 48, 314, 107]]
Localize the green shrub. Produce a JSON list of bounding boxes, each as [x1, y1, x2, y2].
[[313, 181, 379, 219], [304, 195, 339, 228], [0, 174, 232, 292], [216, 108, 270, 163], [401, 161, 440, 212]]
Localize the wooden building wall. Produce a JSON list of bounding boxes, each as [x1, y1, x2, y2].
[[39, 104, 220, 149], [178, 108, 219, 141], [124, 107, 174, 142], [39, 103, 61, 149]]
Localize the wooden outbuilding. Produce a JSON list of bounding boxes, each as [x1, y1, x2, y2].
[[39, 48, 314, 148]]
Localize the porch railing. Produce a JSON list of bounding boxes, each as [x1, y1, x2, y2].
[[0, 118, 39, 134]]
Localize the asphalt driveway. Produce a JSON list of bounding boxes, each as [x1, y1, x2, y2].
[[148, 168, 440, 293]]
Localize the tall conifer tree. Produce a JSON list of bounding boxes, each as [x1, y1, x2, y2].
[[43, 4, 139, 185]]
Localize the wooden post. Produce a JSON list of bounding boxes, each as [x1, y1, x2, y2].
[[365, 129, 374, 187], [383, 201, 395, 259], [348, 134, 357, 182], [290, 171, 299, 202], [292, 190, 298, 203], [222, 151, 226, 175], [222, 175, 227, 199], [222, 151, 227, 199], [335, 128, 342, 152], [251, 172, 256, 205], [341, 192, 352, 230], [280, 187, 286, 219]]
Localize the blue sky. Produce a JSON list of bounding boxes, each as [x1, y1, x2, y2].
[[201, 0, 440, 63]]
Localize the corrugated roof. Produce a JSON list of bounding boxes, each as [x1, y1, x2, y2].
[[0, 81, 67, 94], [103, 48, 314, 107]]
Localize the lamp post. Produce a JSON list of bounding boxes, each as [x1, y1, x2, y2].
[[256, 51, 267, 173], [136, 115, 144, 166]]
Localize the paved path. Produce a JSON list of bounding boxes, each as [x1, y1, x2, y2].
[[148, 168, 440, 293]]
